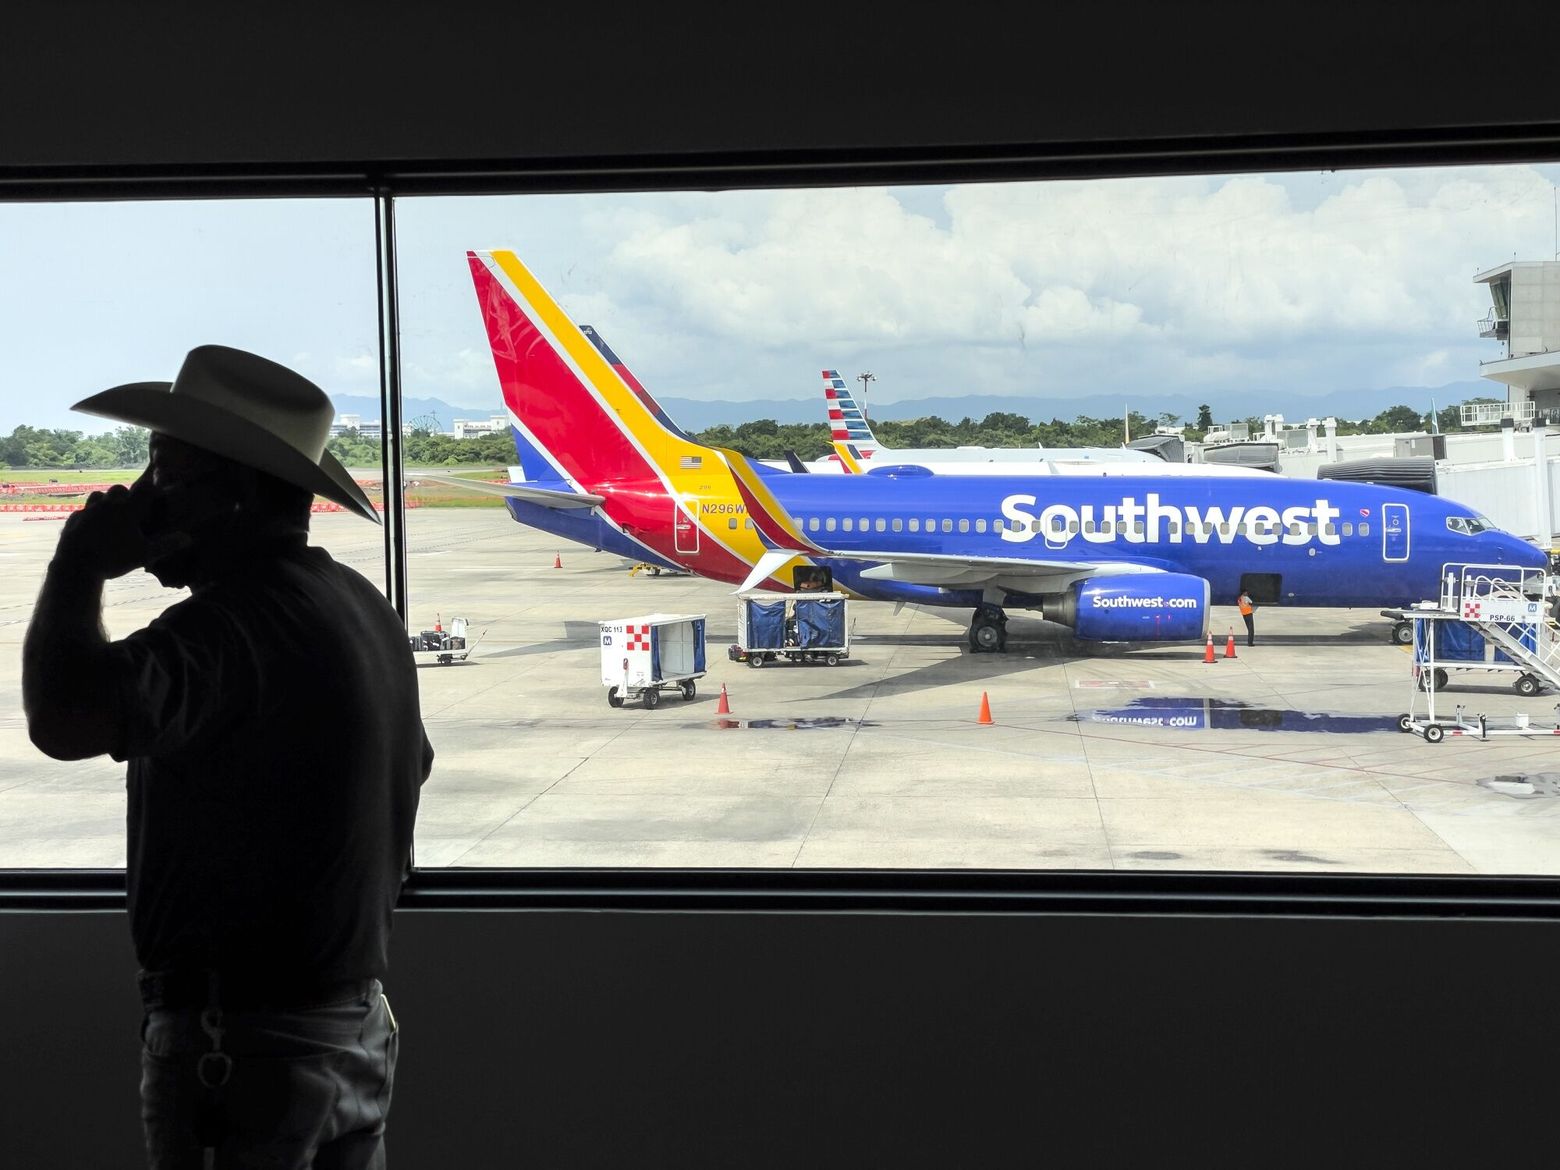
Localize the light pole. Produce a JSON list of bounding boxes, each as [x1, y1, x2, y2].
[[856, 371, 876, 423]]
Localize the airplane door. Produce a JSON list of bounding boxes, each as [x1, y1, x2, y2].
[[1382, 503, 1409, 562], [674, 503, 700, 556]]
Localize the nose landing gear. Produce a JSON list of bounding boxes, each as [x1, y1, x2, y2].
[[968, 603, 1009, 653]]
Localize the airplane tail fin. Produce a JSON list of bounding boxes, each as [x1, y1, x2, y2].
[[823, 369, 880, 455], [468, 249, 806, 590], [468, 250, 713, 489]]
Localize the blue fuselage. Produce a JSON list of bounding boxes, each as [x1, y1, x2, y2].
[[760, 470, 1545, 609]]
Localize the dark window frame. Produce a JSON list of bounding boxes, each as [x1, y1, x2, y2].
[[7, 131, 1560, 918]]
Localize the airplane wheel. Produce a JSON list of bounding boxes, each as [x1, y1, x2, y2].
[[681, 680, 697, 701], [643, 687, 661, 710], [1435, 669, 1449, 691], [971, 621, 1004, 653], [1391, 621, 1413, 646], [607, 686, 624, 709], [1424, 724, 1445, 744], [825, 654, 840, 666], [1515, 674, 1541, 697], [1396, 714, 1413, 733], [748, 654, 765, 668]]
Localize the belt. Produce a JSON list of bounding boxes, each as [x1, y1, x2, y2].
[[138, 969, 376, 1012]]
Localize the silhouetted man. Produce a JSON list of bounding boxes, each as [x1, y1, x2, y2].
[[23, 345, 432, 1167]]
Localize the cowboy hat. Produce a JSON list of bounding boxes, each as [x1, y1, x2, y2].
[[71, 344, 380, 524]]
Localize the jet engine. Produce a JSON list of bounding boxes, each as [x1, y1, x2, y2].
[[1041, 573, 1210, 641]]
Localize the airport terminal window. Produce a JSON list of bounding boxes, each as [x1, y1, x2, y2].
[[8, 162, 1526, 877], [1, 195, 380, 868]]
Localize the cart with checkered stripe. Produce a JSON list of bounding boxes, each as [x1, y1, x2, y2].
[[598, 613, 707, 709]]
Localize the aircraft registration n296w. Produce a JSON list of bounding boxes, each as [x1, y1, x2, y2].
[[455, 248, 1547, 653]]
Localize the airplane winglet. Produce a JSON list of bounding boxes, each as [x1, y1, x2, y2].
[[831, 440, 864, 475], [734, 549, 799, 594]]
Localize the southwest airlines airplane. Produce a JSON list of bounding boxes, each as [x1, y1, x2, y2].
[[459, 248, 1545, 653]]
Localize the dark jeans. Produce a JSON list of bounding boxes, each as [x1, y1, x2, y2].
[[1242, 613, 1255, 645], [140, 979, 398, 1169]]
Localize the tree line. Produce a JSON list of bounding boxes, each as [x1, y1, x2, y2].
[[0, 399, 1508, 469]]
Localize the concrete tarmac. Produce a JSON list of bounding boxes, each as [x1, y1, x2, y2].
[[4, 507, 1559, 873]]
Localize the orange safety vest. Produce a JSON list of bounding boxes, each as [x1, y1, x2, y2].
[[1238, 594, 1254, 616]]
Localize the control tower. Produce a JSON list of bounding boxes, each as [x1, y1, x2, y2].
[[1472, 260, 1560, 426]]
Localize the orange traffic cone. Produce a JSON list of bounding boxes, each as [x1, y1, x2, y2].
[[1203, 633, 1216, 664], [977, 691, 993, 725], [435, 613, 442, 633], [716, 683, 731, 715], [553, 552, 562, 569], [1225, 629, 1237, 659]]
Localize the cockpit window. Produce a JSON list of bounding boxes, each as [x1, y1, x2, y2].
[[1446, 515, 1494, 536]]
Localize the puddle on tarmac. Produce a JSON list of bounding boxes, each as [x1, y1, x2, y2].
[[712, 716, 871, 730], [1477, 772, 1560, 799], [1066, 697, 1400, 734]]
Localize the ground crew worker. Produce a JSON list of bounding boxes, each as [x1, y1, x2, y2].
[[1238, 588, 1256, 646]]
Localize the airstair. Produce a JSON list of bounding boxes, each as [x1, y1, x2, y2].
[[1390, 562, 1560, 742], [1437, 564, 1560, 691]]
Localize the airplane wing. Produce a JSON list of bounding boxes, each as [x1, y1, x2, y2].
[[733, 545, 1170, 594], [412, 472, 604, 509], [846, 548, 1171, 589]]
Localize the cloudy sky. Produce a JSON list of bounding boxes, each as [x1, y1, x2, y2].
[[3, 161, 1558, 434]]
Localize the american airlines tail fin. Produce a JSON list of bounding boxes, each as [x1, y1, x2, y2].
[[823, 370, 880, 456]]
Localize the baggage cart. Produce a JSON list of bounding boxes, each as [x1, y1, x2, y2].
[[728, 591, 850, 668], [410, 616, 478, 666], [600, 612, 707, 709]]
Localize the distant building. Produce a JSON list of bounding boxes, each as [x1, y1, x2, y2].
[[453, 415, 509, 439], [1473, 260, 1560, 425], [329, 414, 415, 440]]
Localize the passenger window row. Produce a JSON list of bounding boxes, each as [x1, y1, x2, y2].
[[787, 516, 1375, 538]]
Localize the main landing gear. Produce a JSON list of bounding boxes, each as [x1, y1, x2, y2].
[[968, 603, 1008, 653]]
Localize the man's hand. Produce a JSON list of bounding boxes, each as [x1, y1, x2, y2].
[[54, 483, 150, 580]]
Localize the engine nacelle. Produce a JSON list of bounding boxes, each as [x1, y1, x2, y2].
[[1042, 573, 1210, 641]]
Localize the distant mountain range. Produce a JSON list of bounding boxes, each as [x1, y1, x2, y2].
[[329, 380, 1500, 435]]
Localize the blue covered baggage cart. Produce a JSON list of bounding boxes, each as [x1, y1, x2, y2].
[[729, 591, 850, 668], [599, 612, 706, 709]]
